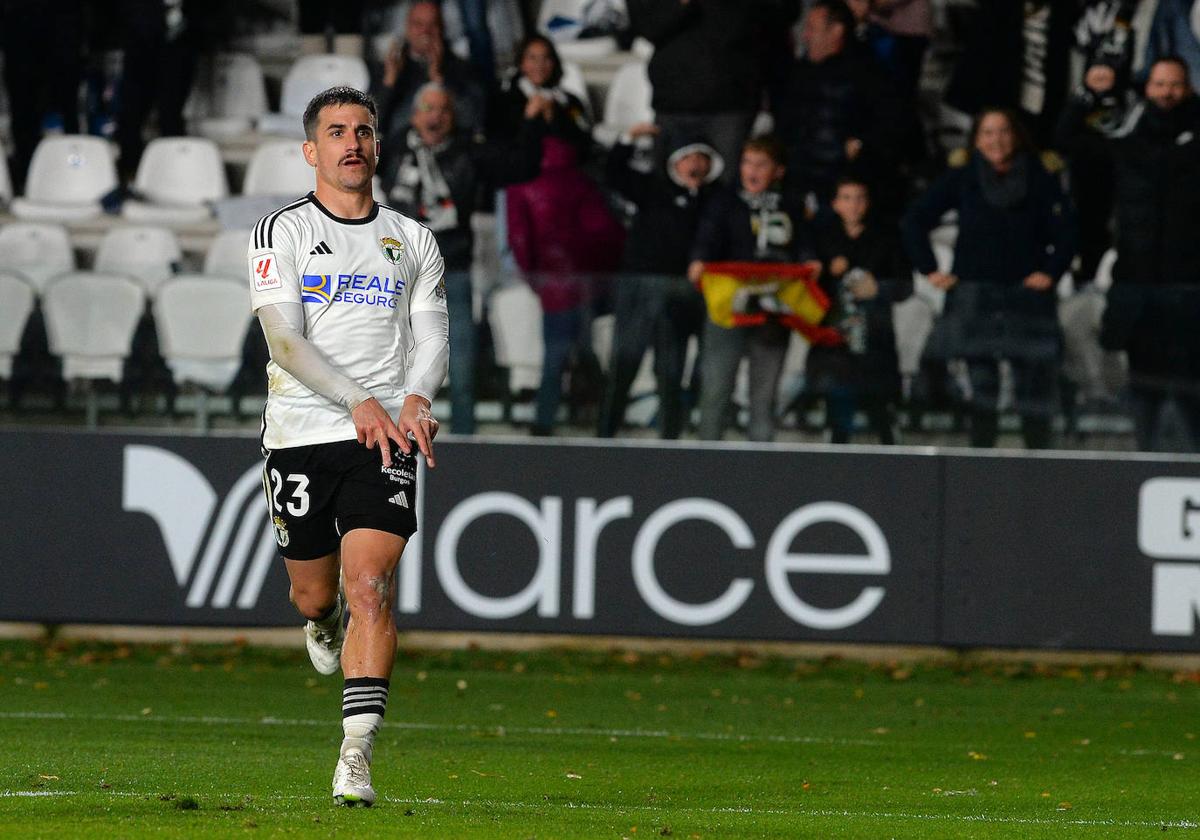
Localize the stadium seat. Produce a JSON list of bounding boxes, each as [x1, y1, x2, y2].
[[242, 139, 314, 198], [258, 54, 371, 139], [0, 222, 76, 292], [94, 226, 182, 299], [122, 137, 230, 224], [537, 0, 619, 60], [0, 273, 35, 379], [11, 135, 118, 221], [489, 282, 543, 393], [204, 228, 253, 281], [154, 275, 252, 393], [41, 272, 144, 382], [0, 152, 12, 205], [188, 53, 270, 140], [593, 61, 654, 147]]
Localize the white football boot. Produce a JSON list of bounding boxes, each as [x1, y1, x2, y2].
[[332, 747, 376, 806], [304, 593, 345, 676]]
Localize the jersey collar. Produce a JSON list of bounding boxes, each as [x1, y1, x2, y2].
[[307, 191, 379, 225]]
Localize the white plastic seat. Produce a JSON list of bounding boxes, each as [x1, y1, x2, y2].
[[189, 53, 270, 140], [123, 137, 229, 224], [11, 135, 117, 221], [154, 275, 252, 391], [593, 61, 654, 147], [42, 272, 145, 381], [489, 282, 543, 392], [0, 273, 35, 379], [0, 222, 75, 292], [537, 0, 618, 59], [204, 228, 253, 281], [242, 139, 313, 198], [94, 226, 182, 298], [258, 54, 371, 139], [0, 151, 12, 205]]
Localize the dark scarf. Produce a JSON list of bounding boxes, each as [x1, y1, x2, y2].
[[973, 152, 1029, 209]]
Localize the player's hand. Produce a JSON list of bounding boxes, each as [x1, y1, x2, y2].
[[687, 260, 704, 284], [398, 395, 439, 469], [352, 397, 408, 468], [829, 255, 849, 278]]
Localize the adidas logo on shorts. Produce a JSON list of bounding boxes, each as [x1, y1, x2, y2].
[[387, 492, 409, 508]]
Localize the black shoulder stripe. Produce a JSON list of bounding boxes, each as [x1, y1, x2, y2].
[[255, 197, 309, 249]]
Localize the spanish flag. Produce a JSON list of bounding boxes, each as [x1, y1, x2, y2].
[[698, 261, 843, 346]]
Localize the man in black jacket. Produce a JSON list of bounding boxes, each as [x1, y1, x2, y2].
[[380, 83, 543, 434], [772, 0, 901, 218], [628, 0, 799, 184], [1058, 56, 1200, 451], [597, 127, 723, 439]]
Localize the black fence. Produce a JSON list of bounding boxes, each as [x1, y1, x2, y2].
[[2, 428, 1199, 652]]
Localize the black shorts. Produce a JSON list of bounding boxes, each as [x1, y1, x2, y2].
[[262, 439, 419, 561]]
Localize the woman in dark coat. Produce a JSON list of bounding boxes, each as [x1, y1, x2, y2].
[[901, 108, 1078, 448]]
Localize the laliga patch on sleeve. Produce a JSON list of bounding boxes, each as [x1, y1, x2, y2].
[[251, 252, 282, 292]]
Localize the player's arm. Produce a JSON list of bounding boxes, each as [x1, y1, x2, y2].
[[395, 309, 449, 468], [257, 302, 409, 467]]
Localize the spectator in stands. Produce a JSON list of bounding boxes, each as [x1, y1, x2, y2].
[[375, 0, 487, 142], [0, 0, 85, 189], [1058, 56, 1200, 451], [688, 135, 812, 442], [116, 0, 202, 180], [493, 34, 592, 157], [628, 0, 800, 185], [772, 0, 901, 219], [597, 125, 723, 439], [380, 83, 543, 435], [808, 176, 911, 443], [901, 108, 1077, 449], [1059, 1, 1140, 285], [506, 135, 626, 436], [944, 0, 1075, 146]]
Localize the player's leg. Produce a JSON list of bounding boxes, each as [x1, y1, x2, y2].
[[264, 445, 343, 674], [329, 440, 419, 806], [331, 529, 406, 806], [284, 554, 345, 676]]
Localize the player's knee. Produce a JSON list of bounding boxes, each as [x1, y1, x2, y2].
[[344, 572, 391, 621], [290, 581, 337, 620]]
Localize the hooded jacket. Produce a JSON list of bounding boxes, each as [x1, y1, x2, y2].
[[506, 136, 626, 311], [606, 138, 723, 274]]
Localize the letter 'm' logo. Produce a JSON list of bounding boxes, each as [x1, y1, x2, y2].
[[121, 445, 276, 609]]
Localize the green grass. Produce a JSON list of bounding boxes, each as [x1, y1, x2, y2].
[[0, 639, 1197, 838]]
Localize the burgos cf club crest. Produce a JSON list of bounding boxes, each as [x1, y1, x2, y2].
[[380, 236, 405, 265]]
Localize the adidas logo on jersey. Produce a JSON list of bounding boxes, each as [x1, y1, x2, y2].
[[388, 492, 409, 508], [309, 240, 333, 255]]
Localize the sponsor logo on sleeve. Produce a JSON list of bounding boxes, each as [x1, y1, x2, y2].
[[252, 253, 282, 292]]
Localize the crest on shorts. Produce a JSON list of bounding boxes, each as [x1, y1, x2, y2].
[[380, 236, 405, 265], [272, 515, 290, 547]]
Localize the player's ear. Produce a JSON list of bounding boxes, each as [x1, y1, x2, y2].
[[302, 140, 318, 168]]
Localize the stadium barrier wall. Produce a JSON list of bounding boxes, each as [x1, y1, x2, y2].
[[2, 429, 1198, 652]]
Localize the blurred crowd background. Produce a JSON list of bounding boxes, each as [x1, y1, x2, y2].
[[1, 0, 1198, 453]]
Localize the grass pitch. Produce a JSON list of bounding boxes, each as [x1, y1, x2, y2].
[[0, 638, 1197, 839]]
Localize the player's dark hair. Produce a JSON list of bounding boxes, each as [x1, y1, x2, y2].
[[303, 86, 378, 141], [743, 135, 787, 167]]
